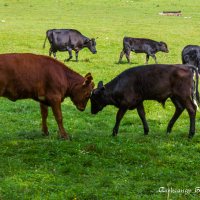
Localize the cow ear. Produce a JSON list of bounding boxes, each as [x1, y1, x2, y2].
[[159, 41, 165, 45], [97, 81, 104, 89], [91, 38, 96, 41], [84, 38, 91, 44], [83, 73, 93, 86], [97, 81, 105, 91]]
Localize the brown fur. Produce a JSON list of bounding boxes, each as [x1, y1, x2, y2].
[[0, 53, 94, 139]]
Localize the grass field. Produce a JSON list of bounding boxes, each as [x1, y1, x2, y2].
[[0, 0, 200, 199]]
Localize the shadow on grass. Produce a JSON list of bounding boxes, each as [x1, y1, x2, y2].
[[63, 58, 91, 63], [17, 130, 49, 140], [16, 130, 74, 141], [114, 60, 139, 65]]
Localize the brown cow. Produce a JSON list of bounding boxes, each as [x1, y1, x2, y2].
[[0, 53, 94, 140]]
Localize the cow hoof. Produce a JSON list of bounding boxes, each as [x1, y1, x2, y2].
[[112, 131, 118, 137], [60, 134, 72, 141], [42, 131, 49, 136], [188, 134, 194, 140], [166, 127, 172, 134]]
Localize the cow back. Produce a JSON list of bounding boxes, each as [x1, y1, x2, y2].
[[106, 64, 192, 102], [0, 53, 84, 101]]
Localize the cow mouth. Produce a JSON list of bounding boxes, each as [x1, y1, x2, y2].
[[76, 106, 85, 111], [93, 51, 97, 54], [91, 110, 98, 114], [77, 106, 85, 111]]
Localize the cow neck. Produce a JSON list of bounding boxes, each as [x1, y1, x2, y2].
[[103, 84, 116, 106], [83, 37, 90, 47], [64, 68, 84, 95]]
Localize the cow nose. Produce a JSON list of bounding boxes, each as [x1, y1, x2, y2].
[[93, 51, 97, 54], [77, 106, 85, 111]]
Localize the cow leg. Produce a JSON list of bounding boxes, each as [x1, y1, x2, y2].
[[50, 100, 71, 140], [184, 99, 196, 138], [167, 98, 184, 134], [49, 48, 52, 57], [137, 103, 149, 135], [118, 49, 125, 63], [112, 107, 127, 136], [64, 50, 73, 62], [145, 54, 149, 64], [197, 59, 200, 73], [75, 51, 79, 62], [151, 54, 157, 64], [53, 52, 57, 59], [125, 49, 131, 64], [40, 103, 49, 136], [50, 47, 57, 59]]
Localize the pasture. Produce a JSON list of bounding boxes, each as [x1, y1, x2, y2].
[[0, 0, 200, 199]]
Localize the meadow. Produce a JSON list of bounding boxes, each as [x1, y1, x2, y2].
[[0, 0, 200, 199]]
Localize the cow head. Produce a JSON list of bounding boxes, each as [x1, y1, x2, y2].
[[71, 73, 94, 111], [159, 41, 169, 53], [85, 38, 97, 54], [90, 81, 107, 114]]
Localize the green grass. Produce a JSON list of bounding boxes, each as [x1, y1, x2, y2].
[[1, 0, 200, 199]]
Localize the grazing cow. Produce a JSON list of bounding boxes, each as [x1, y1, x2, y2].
[[182, 45, 200, 73], [0, 53, 94, 140], [90, 64, 199, 139], [118, 37, 169, 64], [43, 29, 97, 62]]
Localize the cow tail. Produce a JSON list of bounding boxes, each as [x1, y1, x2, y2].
[[189, 65, 200, 106], [43, 35, 47, 49], [194, 67, 200, 104]]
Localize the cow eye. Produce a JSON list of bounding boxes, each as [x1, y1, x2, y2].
[[85, 92, 90, 98]]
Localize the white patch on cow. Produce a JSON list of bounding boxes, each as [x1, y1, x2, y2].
[[194, 99, 199, 111]]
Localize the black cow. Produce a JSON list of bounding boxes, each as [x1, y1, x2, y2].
[[118, 37, 169, 64], [90, 64, 199, 139], [43, 29, 97, 62], [182, 45, 200, 73]]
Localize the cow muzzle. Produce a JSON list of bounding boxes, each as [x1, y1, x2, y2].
[[77, 107, 85, 111], [77, 106, 85, 111]]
